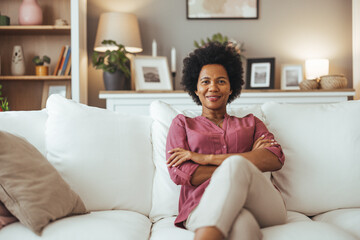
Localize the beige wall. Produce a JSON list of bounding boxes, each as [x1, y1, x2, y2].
[[87, 0, 352, 108]]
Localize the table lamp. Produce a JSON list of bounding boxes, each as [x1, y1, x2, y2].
[[305, 59, 329, 80], [94, 12, 143, 53]]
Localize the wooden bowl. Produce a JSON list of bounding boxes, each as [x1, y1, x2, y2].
[[320, 75, 348, 89]]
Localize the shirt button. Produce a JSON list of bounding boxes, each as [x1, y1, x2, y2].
[[223, 145, 226, 149], [174, 169, 177, 172]]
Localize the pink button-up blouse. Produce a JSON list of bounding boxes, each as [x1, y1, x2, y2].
[[166, 113, 285, 228]]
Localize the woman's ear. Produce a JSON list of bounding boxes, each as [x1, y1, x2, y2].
[[195, 90, 199, 96]]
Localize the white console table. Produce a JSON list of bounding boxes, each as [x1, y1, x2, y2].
[[99, 89, 355, 115]]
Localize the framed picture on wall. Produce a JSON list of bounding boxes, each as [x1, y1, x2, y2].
[[41, 81, 71, 108], [132, 56, 173, 91], [246, 58, 275, 89], [187, 0, 259, 19], [281, 64, 303, 90]]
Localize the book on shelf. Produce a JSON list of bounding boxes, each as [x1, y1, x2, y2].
[[64, 55, 71, 76], [53, 45, 65, 75], [60, 46, 71, 76]]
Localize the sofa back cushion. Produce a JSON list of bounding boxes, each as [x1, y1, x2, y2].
[[262, 100, 360, 216], [45, 95, 154, 215], [0, 110, 48, 155], [149, 100, 264, 221]]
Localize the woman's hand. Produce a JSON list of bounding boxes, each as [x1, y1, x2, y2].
[[167, 148, 209, 167], [252, 135, 277, 151]]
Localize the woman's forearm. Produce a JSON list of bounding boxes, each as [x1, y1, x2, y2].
[[207, 148, 282, 172], [190, 165, 218, 186]]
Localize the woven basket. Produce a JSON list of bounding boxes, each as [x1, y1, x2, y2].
[[320, 75, 347, 89], [299, 80, 319, 90]]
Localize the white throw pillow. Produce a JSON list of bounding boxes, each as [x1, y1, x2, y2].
[[0, 110, 48, 155], [262, 101, 360, 216], [149, 100, 264, 222], [45, 95, 154, 215]]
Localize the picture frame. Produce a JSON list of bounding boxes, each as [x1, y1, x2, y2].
[[41, 80, 71, 108], [281, 64, 303, 90], [187, 0, 259, 19], [132, 56, 173, 91], [246, 58, 275, 89]]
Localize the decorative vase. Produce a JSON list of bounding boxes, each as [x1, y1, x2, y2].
[[35, 66, 48, 76], [103, 70, 130, 90], [18, 0, 43, 25], [11, 46, 26, 76]]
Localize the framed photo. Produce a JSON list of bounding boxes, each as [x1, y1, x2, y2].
[[281, 64, 303, 90], [187, 0, 259, 19], [246, 58, 275, 89], [132, 56, 173, 91], [41, 81, 71, 108]]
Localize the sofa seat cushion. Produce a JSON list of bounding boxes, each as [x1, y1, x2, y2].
[[262, 101, 360, 216], [150, 216, 356, 240], [0, 210, 151, 240], [312, 208, 360, 239], [150, 217, 194, 240], [45, 95, 154, 215], [262, 221, 357, 240]]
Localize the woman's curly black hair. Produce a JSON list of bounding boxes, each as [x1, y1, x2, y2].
[[181, 41, 244, 105]]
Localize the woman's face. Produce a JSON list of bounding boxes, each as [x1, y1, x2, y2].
[[195, 64, 232, 112]]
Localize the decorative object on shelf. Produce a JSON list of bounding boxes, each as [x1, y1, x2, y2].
[[246, 58, 275, 89], [0, 84, 9, 111], [320, 74, 348, 90], [281, 64, 303, 90], [54, 19, 68, 26], [187, 0, 258, 19], [92, 40, 131, 90], [18, 0, 43, 25], [11, 45, 25, 76], [171, 47, 176, 88], [32, 55, 51, 76], [0, 13, 10, 26], [94, 12, 142, 53], [132, 56, 172, 91], [194, 33, 245, 60], [152, 39, 157, 57], [41, 81, 71, 109], [299, 79, 319, 90]]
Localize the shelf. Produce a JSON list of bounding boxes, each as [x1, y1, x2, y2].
[[0, 76, 71, 81], [0, 25, 71, 35], [100, 88, 356, 94]]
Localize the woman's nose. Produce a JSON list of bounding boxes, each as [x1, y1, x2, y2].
[[209, 82, 219, 91]]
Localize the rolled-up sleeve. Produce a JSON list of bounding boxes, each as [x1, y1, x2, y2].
[[166, 115, 199, 186], [253, 116, 285, 165]]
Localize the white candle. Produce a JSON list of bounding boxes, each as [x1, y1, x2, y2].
[[152, 39, 157, 57], [171, 47, 176, 73]]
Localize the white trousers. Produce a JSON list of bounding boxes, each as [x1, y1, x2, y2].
[[185, 156, 286, 240]]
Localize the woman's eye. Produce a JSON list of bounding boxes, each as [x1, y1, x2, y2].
[[201, 80, 209, 84], [218, 80, 226, 84]]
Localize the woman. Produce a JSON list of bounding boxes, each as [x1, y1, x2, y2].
[[166, 42, 286, 240]]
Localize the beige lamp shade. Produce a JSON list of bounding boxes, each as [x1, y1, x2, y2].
[[94, 12, 143, 53], [305, 59, 329, 80]]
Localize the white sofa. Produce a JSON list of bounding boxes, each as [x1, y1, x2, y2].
[[0, 94, 359, 240]]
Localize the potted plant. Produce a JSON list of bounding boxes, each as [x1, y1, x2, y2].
[[194, 33, 246, 61], [32, 55, 51, 76], [92, 40, 131, 90], [0, 84, 9, 111]]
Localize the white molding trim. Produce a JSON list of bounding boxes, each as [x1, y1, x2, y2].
[[353, 0, 360, 100], [71, 0, 88, 104]]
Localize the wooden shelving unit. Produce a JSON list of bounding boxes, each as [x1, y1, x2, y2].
[[0, 0, 87, 111], [0, 76, 71, 81], [0, 25, 71, 35]]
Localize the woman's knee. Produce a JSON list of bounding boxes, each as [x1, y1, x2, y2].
[[228, 209, 262, 240]]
